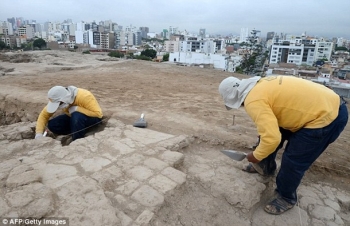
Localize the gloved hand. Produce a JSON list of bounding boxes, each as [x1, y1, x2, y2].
[[35, 133, 43, 139], [69, 106, 78, 114]]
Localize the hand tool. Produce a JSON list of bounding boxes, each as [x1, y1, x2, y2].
[[221, 150, 247, 161], [133, 113, 147, 128]]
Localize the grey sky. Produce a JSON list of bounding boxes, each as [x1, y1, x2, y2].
[[1, 0, 349, 38]]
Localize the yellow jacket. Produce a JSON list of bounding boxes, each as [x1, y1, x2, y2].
[[244, 76, 340, 160], [36, 88, 103, 133]]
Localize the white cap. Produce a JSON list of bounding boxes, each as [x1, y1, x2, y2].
[[218, 76, 261, 109], [46, 86, 68, 113]]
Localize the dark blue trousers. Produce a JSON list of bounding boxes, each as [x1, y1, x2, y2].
[[260, 103, 348, 205], [48, 112, 102, 140]]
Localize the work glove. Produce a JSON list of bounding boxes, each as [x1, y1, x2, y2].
[[69, 106, 78, 114], [35, 133, 43, 139]]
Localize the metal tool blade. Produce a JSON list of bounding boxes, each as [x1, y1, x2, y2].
[[221, 150, 247, 161], [133, 113, 147, 128]]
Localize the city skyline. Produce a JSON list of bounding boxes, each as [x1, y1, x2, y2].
[[1, 0, 350, 39]]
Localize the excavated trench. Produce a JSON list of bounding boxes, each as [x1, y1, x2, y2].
[[0, 95, 107, 144]]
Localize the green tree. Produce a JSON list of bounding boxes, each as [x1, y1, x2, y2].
[[335, 46, 348, 52], [135, 55, 152, 61], [163, 53, 169, 61], [235, 66, 244, 74], [108, 51, 124, 58], [141, 49, 157, 59], [0, 40, 6, 50], [22, 43, 33, 51], [33, 38, 46, 49]]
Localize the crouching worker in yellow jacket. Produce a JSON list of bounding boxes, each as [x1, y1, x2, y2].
[[219, 75, 348, 215], [35, 86, 103, 141]]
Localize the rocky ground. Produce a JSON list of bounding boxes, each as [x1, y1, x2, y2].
[[0, 50, 349, 226]]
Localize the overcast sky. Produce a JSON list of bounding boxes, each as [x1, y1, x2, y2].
[[1, 0, 349, 39]]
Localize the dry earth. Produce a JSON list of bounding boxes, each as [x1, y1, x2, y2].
[[0, 50, 349, 225]]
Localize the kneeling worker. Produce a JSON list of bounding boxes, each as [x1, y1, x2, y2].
[[218, 75, 348, 215], [35, 85, 103, 141]]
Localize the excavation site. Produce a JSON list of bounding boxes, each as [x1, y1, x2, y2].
[[0, 51, 349, 226]]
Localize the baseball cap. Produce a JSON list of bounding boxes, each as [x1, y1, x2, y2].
[[46, 86, 68, 113]]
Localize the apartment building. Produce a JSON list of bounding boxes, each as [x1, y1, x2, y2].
[[88, 30, 100, 48], [17, 25, 34, 39], [270, 43, 304, 65], [0, 36, 14, 47], [213, 39, 224, 53], [269, 35, 333, 66], [1, 21, 14, 35], [164, 40, 180, 52], [164, 35, 184, 52], [314, 41, 333, 61], [15, 36, 27, 47], [114, 30, 121, 49], [139, 27, 149, 39], [179, 38, 216, 54], [164, 36, 225, 55], [1, 27, 8, 36], [100, 32, 115, 49], [119, 31, 132, 46]]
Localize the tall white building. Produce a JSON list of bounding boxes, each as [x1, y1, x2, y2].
[[0, 21, 14, 35], [75, 30, 88, 44], [337, 37, 345, 47], [119, 31, 133, 46], [240, 28, 249, 43], [199, 28, 206, 39], [75, 22, 87, 44], [169, 26, 178, 35]]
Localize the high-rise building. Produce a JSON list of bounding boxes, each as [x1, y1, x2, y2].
[[162, 29, 169, 39], [133, 31, 141, 45], [240, 28, 249, 43], [266, 32, 275, 41], [169, 26, 178, 35], [199, 28, 206, 39], [7, 17, 16, 30], [139, 27, 149, 39]]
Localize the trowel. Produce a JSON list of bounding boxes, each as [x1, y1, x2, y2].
[[221, 150, 247, 161], [133, 113, 147, 128]]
